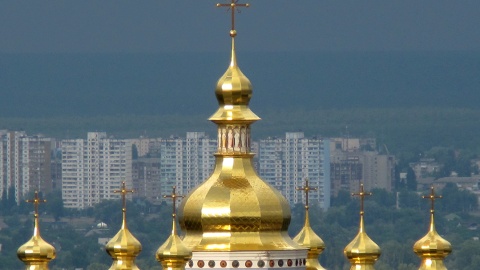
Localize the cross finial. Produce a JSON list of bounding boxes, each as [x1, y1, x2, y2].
[[422, 186, 442, 214], [113, 181, 134, 213], [296, 178, 318, 209], [26, 191, 46, 218], [352, 183, 372, 216], [164, 186, 184, 218], [217, 0, 250, 37]]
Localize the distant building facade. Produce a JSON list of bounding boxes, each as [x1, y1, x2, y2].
[[258, 132, 331, 209], [330, 137, 395, 196], [61, 132, 132, 209], [0, 130, 53, 203], [131, 132, 217, 201]]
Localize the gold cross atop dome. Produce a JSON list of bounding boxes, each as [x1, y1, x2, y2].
[[26, 191, 46, 218], [113, 181, 134, 213], [164, 186, 184, 218], [296, 178, 318, 209], [217, 0, 250, 37], [352, 183, 372, 215], [422, 186, 442, 214]]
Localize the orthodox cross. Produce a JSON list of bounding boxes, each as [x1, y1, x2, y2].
[[296, 178, 317, 209], [352, 183, 372, 215], [113, 181, 134, 212], [422, 186, 442, 214], [164, 186, 184, 218], [26, 191, 46, 217], [217, 0, 250, 37]]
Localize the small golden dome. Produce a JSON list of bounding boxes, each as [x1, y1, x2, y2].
[[105, 221, 142, 269], [17, 217, 56, 266], [294, 210, 326, 270], [17, 192, 56, 269], [105, 182, 142, 270], [344, 215, 381, 265], [414, 187, 452, 269], [156, 219, 192, 269], [209, 39, 260, 122]]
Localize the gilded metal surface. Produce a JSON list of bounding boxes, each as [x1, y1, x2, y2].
[[157, 186, 192, 270], [344, 185, 380, 270], [105, 182, 142, 270], [179, 155, 301, 251], [413, 187, 451, 270], [209, 39, 260, 122], [293, 179, 326, 270], [17, 191, 56, 270]]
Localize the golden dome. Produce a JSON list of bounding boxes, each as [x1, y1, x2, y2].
[[17, 192, 56, 269], [294, 210, 326, 270], [105, 183, 142, 270], [413, 187, 452, 269], [179, 31, 299, 251], [209, 39, 260, 122], [17, 215, 56, 268], [344, 184, 381, 269], [156, 216, 192, 269]]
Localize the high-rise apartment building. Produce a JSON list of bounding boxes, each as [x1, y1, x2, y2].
[[131, 132, 217, 200], [61, 132, 132, 209], [330, 138, 395, 196], [258, 132, 331, 209], [0, 130, 53, 203]]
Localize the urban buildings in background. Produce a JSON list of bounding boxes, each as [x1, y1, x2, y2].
[[258, 132, 331, 209], [329, 137, 396, 196], [0, 129, 397, 210], [0, 130, 54, 203], [131, 132, 216, 203], [61, 132, 132, 209]]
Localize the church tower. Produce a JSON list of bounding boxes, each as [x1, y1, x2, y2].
[[17, 191, 56, 270], [178, 1, 307, 269], [344, 184, 381, 270], [105, 182, 142, 270], [413, 187, 452, 270]]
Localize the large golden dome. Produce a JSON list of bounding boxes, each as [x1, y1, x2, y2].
[[178, 36, 299, 252]]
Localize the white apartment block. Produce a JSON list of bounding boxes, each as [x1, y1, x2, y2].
[[62, 132, 132, 209], [0, 130, 53, 203], [132, 132, 217, 200], [258, 132, 331, 209]]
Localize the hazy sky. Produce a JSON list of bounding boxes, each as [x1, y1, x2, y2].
[[0, 1, 479, 53]]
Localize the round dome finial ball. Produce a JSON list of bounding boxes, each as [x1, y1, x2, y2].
[[230, 30, 237, 37]]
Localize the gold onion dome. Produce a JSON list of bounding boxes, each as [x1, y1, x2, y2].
[[294, 211, 326, 270], [157, 187, 192, 270], [179, 29, 299, 251], [17, 192, 56, 270], [413, 187, 452, 270], [344, 185, 381, 269], [105, 183, 142, 270]]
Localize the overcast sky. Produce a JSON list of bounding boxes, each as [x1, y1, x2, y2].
[[0, 1, 479, 53]]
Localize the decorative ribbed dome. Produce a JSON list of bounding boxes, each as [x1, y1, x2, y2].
[[294, 211, 326, 270], [344, 184, 381, 269], [17, 191, 56, 269], [179, 31, 299, 252], [413, 187, 452, 270], [157, 186, 192, 269], [209, 39, 260, 122], [105, 182, 142, 270]]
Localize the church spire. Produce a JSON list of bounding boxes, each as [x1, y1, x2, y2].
[[413, 186, 452, 270], [17, 191, 56, 270], [156, 186, 192, 270], [105, 182, 142, 270], [344, 184, 381, 270], [293, 179, 326, 270]]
